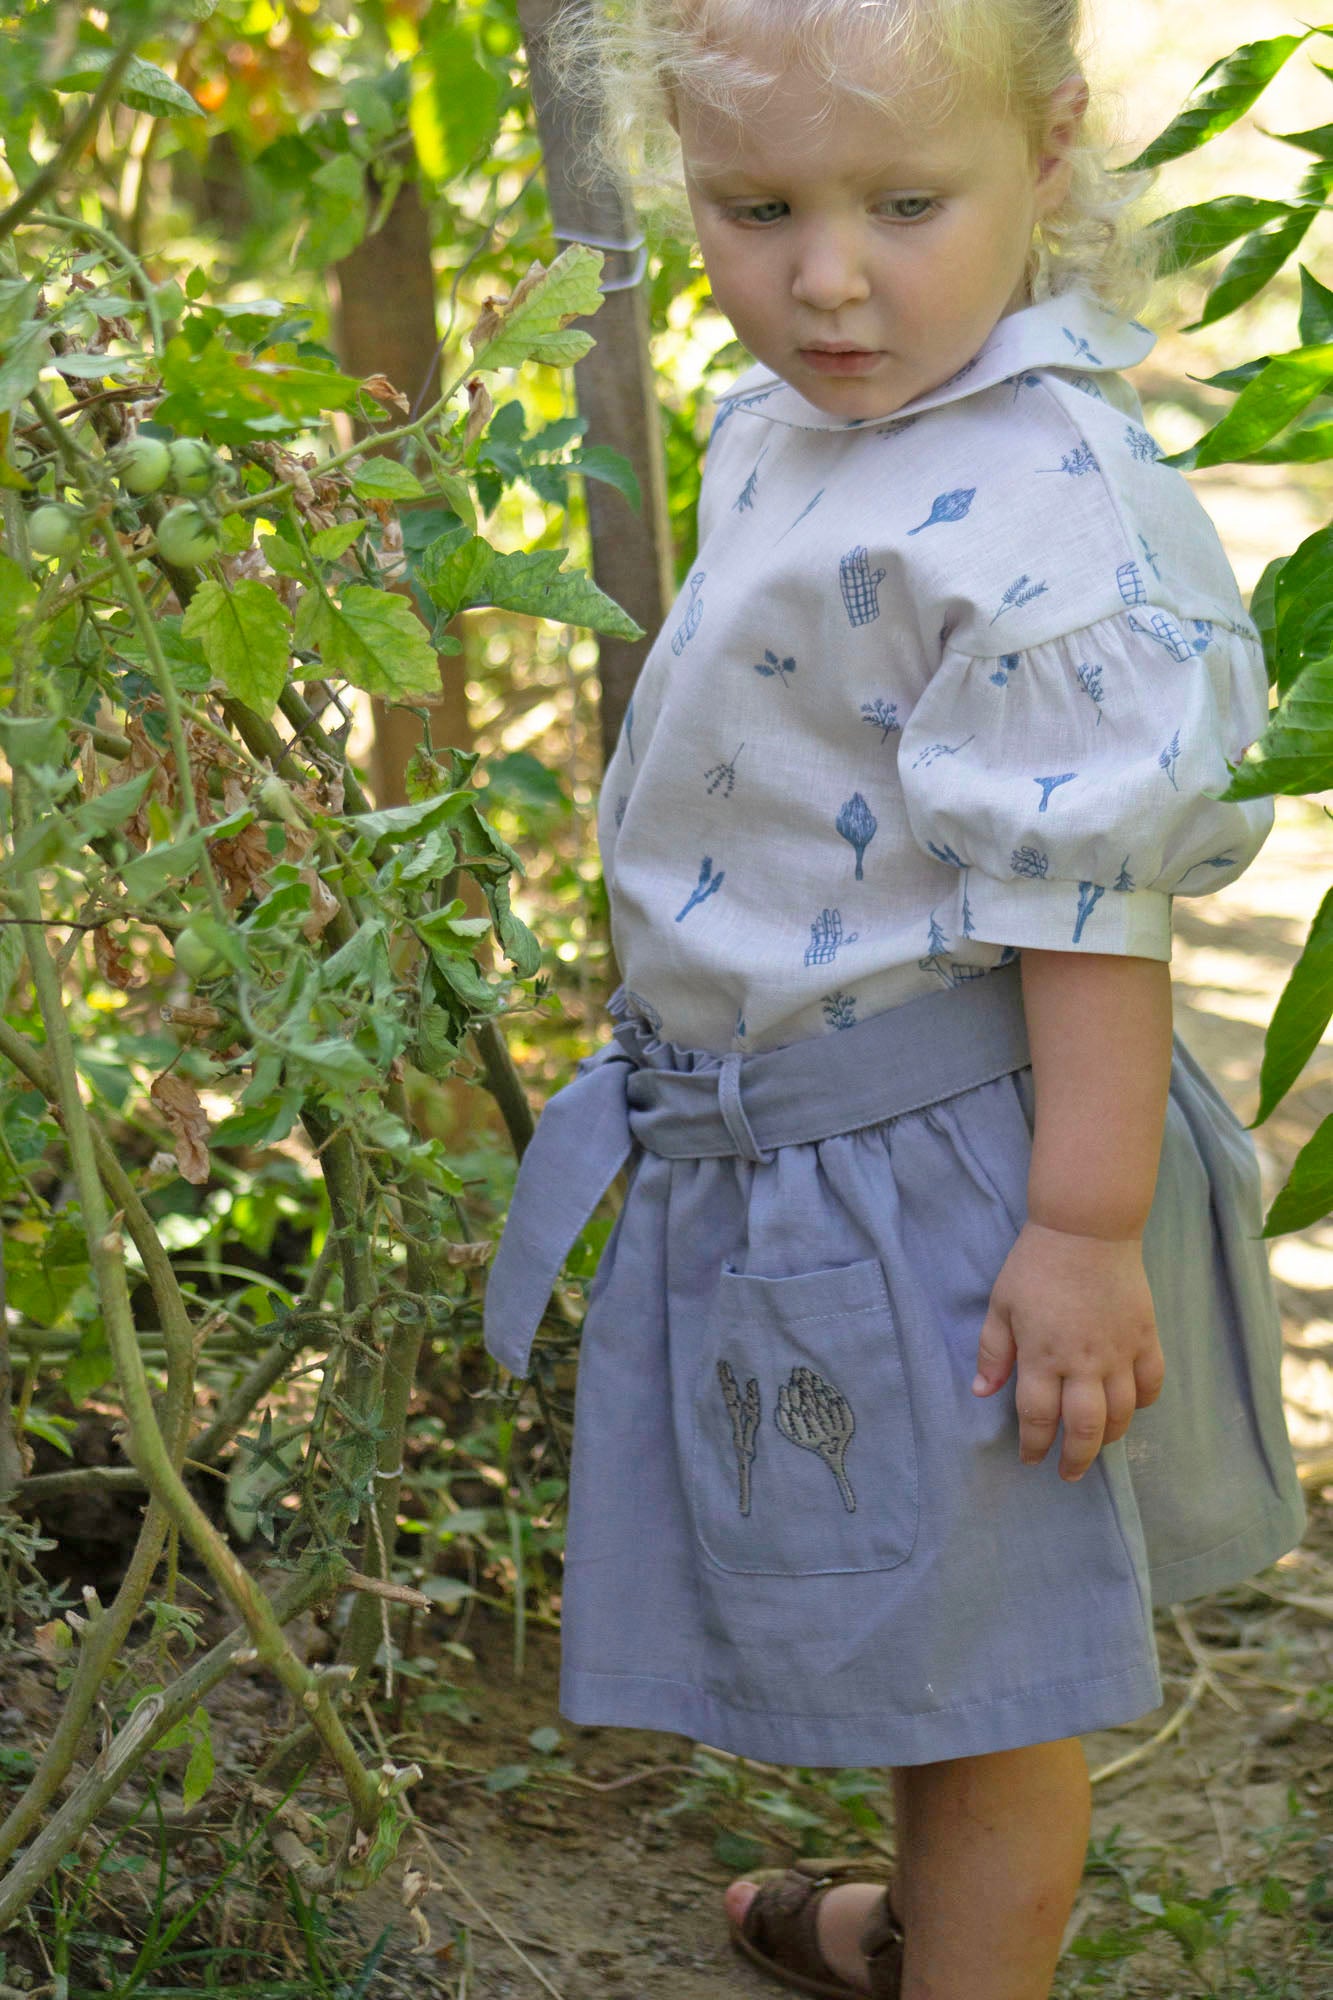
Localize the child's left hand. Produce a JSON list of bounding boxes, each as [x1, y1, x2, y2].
[[972, 1220, 1165, 1482]]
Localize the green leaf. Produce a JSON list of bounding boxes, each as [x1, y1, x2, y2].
[[568, 443, 642, 511], [1259, 1875, 1293, 1916], [53, 49, 204, 120], [65, 1321, 113, 1402], [259, 532, 307, 580], [1254, 886, 1333, 1123], [422, 534, 643, 639], [303, 154, 369, 268], [155, 333, 362, 444], [1273, 524, 1333, 694], [0, 278, 38, 345], [1189, 201, 1323, 330], [308, 520, 364, 563], [6, 1217, 88, 1324], [5, 773, 153, 877], [410, 14, 505, 184], [181, 578, 291, 717], [0, 321, 50, 415], [0, 715, 65, 770], [469, 245, 605, 372], [181, 1708, 215, 1810], [351, 457, 425, 502], [1223, 650, 1333, 800], [1266, 1115, 1333, 1234], [53, 350, 147, 380], [1123, 33, 1310, 171], [351, 791, 469, 845], [1248, 420, 1333, 465], [295, 586, 439, 699], [1299, 265, 1333, 346], [1150, 197, 1293, 275], [714, 1831, 767, 1871], [1190, 345, 1333, 468], [1271, 120, 1333, 156], [119, 831, 206, 901], [528, 1725, 561, 1754], [483, 1762, 530, 1794]]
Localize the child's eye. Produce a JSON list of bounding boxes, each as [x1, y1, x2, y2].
[[877, 195, 937, 221], [725, 201, 788, 225]]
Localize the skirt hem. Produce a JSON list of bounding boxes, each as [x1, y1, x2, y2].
[[1147, 1496, 1305, 1608]]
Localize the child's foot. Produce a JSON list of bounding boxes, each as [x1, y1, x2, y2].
[[724, 1876, 888, 1994]]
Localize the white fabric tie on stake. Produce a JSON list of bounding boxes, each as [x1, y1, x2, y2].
[[552, 224, 647, 291]]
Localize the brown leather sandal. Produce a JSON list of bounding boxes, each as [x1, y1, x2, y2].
[[727, 1856, 905, 1999]]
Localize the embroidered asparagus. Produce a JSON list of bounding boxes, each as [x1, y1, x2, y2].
[[717, 1360, 761, 1515], [775, 1366, 857, 1512]]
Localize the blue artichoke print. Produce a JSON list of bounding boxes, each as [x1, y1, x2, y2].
[[1070, 373, 1105, 401], [907, 487, 976, 535], [836, 792, 878, 879], [675, 855, 725, 922], [1073, 881, 1104, 943], [1034, 772, 1076, 813], [990, 575, 1049, 623], [860, 697, 900, 742], [1010, 373, 1042, 397], [1011, 846, 1049, 878]]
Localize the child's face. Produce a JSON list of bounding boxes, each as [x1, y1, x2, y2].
[[678, 70, 1074, 421]]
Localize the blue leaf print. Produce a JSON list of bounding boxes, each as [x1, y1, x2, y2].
[[907, 486, 977, 535], [804, 908, 860, 967], [822, 991, 858, 1030], [676, 855, 725, 922], [961, 876, 975, 938], [1034, 772, 1076, 813], [1011, 845, 1049, 878], [753, 647, 796, 689], [990, 574, 1049, 623], [924, 910, 949, 956], [734, 1007, 747, 1041], [839, 546, 887, 626], [1075, 660, 1105, 723], [835, 792, 878, 879], [1190, 619, 1214, 653], [671, 570, 706, 654], [1072, 881, 1104, 943], [1062, 327, 1102, 363], [777, 486, 826, 543], [1070, 373, 1105, 401], [624, 695, 635, 764], [1175, 854, 1236, 887], [1127, 611, 1194, 663], [989, 652, 1020, 689], [704, 743, 745, 797], [1010, 373, 1042, 398], [1139, 532, 1162, 580], [941, 352, 985, 387], [1116, 560, 1146, 607], [710, 385, 782, 439], [911, 735, 976, 770], [860, 697, 900, 742], [733, 446, 768, 513], [614, 792, 628, 827], [1124, 423, 1163, 463], [1159, 732, 1182, 791], [927, 841, 967, 868], [1043, 442, 1098, 476], [1113, 856, 1134, 892]]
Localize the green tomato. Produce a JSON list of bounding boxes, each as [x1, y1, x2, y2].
[[115, 435, 171, 496], [167, 437, 216, 496], [156, 503, 222, 568], [27, 504, 83, 560], [173, 925, 229, 982]]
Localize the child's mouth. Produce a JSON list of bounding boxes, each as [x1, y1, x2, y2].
[[799, 348, 882, 376]]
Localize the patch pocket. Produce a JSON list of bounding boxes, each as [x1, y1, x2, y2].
[[691, 1258, 918, 1576]]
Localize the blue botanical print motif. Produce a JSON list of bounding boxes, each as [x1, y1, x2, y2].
[[1113, 856, 1134, 892], [614, 792, 628, 827], [1116, 560, 1147, 607], [1124, 423, 1163, 462], [733, 446, 768, 513], [822, 991, 858, 1030], [1191, 619, 1214, 652], [1128, 611, 1196, 663], [734, 1007, 747, 1041], [1011, 845, 1049, 878], [1034, 772, 1076, 813], [1010, 372, 1042, 397], [1070, 373, 1105, 401], [912, 735, 976, 769], [997, 945, 1019, 967], [1045, 441, 1098, 476], [753, 647, 796, 690], [671, 570, 706, 654], [624, 695, 635, 764], [840, 545, 888, 626], [1175, 854, 1236, 887], [1062, 327, 1102, 364], [1139, 532, 1162, 580], [1075, 660, 1105, 723], [1073, 881, 1105, 943], [907, 486, 977, 535], [924, 910, 948, 956], [777, 486, 826, 543], [1159, 732, 1182, 791], [989, 651, 1020, 689], [836, 792, 878, 879], [705, 744, 745, 797], [990, 574, 1049, 623], [804, 908, 860, 966], [861, 697, 900, 741], [710, 384, 782, 440], [961, 874, 976, 937], [940, 352, 985, 387], [927, 841, 967, 868], [676, 855, 725, 922]]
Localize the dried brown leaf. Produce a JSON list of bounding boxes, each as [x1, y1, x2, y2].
[[150, 1072, 211, 1186], [464, 377, 493, 450], [93, 924, 138, 991], [299, 866, 340, 941], [360, 372, 410, 415]]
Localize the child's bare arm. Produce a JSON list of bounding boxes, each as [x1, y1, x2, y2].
[[973, 951, 1172, 1481]]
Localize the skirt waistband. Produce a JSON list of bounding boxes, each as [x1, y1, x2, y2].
[[484, 965, 1030, 1378]]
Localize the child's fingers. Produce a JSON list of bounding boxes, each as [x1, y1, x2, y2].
[[1102, 1373, 1138, 1445], [1015, 1371, 1062, 1464], [1133, 1334, 1166, 1409], [972, 1306, 1017, 1396], [1056, 1378, 1108, 1482]]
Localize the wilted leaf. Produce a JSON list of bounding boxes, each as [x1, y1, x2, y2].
[[299, 865, 340, 940], [93, 925, 139, 991], [468, 246, 603, 372], [150, 1072, 211, 1186], [360, 372, 409, 414]]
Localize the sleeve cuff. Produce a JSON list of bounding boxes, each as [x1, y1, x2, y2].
[[963, 873, 1173, 959]]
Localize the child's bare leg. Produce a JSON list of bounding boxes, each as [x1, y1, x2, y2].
[[725, 1738, 1089, 1999]]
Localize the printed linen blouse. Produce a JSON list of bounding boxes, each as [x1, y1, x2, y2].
[[598, 290, 1273, 1055]]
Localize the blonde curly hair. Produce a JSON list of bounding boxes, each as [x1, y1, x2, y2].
[[544, 0, 1155, 314]]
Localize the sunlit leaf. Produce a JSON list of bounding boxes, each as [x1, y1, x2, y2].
[[350, 457, 425, 502], [421, 532, 643, 639], [1266, 1115, 1333, 1233], [1272, 524, 1333, 694], [1254, 886, 1333, 1124], [1188, 345, 1333, 467], [1299, 265, 1333, 346], [1188, 195, 1325, 329], [468, 245, 604, 373], [303, 153, 369, 269], [1222, 649, 1333, 799], [295, 585, 440, 699], [1150, 197, 1292, 275], [1124, 33, 1310, 170], [410, 13, 504, 184], [52, 50, 204, 120], [181, 577, 291, 717]]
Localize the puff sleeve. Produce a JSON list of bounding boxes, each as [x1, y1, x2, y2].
[[898, 609, 1273, 959]]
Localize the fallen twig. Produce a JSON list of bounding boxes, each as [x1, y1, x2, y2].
[[1089, 1668, 1208, 1786], [411, 1825, 568, 2000]]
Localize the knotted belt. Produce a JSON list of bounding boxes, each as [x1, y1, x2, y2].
[[484, 963, 1031, 1378]]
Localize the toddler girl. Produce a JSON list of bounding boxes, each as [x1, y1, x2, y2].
[[486, 2, 1307, 1994]]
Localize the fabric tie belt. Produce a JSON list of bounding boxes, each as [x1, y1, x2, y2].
[[484, 964, 1032, 1378]]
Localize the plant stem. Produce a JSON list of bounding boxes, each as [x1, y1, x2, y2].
[[0, 37, 141, 245], [29, 210, 166, 356]]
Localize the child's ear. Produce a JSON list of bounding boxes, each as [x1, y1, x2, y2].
[[1035, 72, 1088, 204]]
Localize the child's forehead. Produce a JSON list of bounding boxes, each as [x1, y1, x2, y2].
[[674, 68, 1005, 178]]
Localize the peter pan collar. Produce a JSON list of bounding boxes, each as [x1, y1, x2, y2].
[[711, 290, 1155, 433]]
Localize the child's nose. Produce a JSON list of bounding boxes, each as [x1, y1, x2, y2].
[[790, 224, 872, 311]]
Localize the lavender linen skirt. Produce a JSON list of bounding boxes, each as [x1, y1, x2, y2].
[[485, 966, 1304, 1768]]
